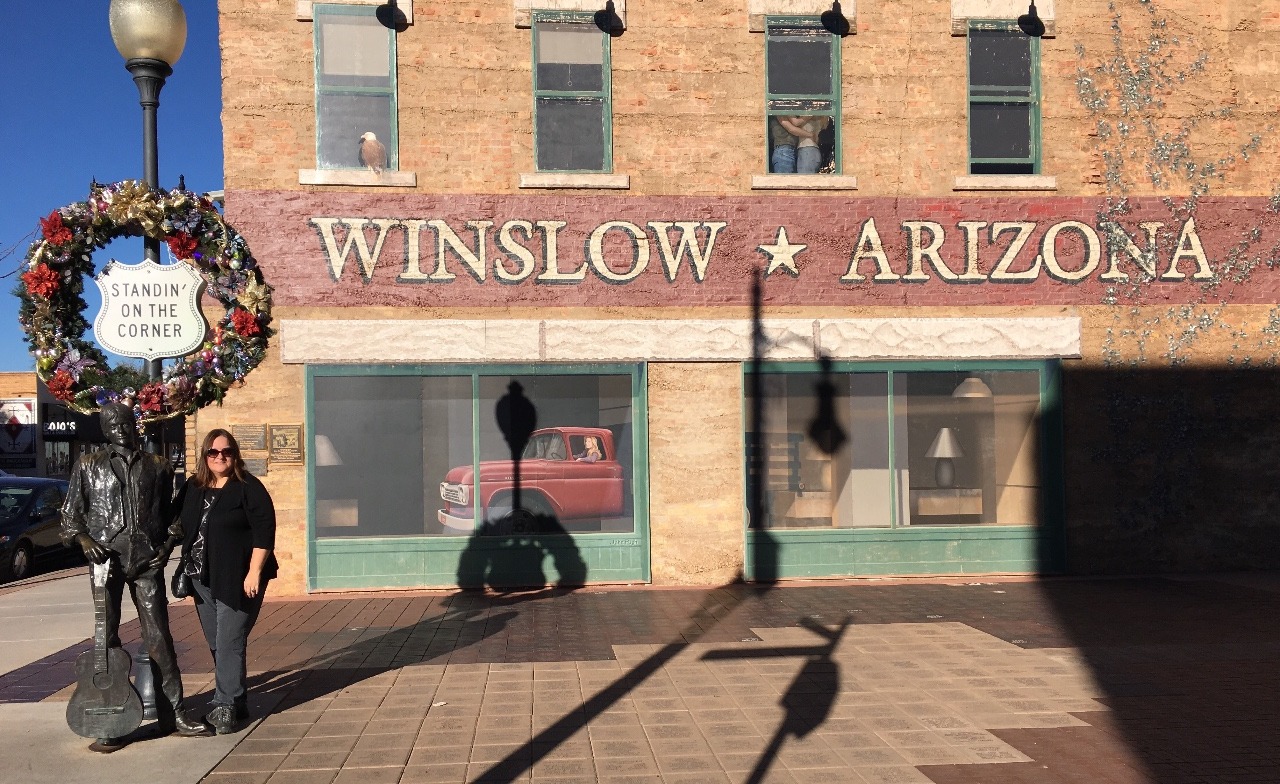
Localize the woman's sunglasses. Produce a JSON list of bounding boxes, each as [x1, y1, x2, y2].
[[205, 448, 237, 459]]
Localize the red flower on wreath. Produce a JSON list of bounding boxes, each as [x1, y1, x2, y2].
[[39, 211, 73, 245], [230, 309, 261, 337], [137, 382, 168, 413], [47, 370, 76, 402], [21, 264, 60, 298], [166, 232, 199, 260]]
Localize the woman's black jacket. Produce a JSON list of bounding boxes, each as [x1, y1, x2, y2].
[[171, 473, 277, 611]]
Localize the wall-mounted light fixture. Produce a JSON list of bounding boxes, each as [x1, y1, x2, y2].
[[595, 0, 624, 36], [952, 376, 993, 398], [821, 1, 851, 36], [1018, 1, 1045, 37]]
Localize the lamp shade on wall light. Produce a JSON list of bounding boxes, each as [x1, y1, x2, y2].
[[952, 376, 993, 398], [314, 435, 344, 466], [926, 427, 963, 487]]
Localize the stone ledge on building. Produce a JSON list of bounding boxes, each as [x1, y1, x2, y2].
[[514, 0, 627, 27], [519, 172, 631, 190], [953, 175, 1058, 191], [950, 0, 1055, 35], [280, 316, 1083, 364], [296, 0, 414, 21], [752, 174, 858, 190], [748, 0, 858, 32], [299, 169, 417, 187]]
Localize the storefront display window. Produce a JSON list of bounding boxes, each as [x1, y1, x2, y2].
[[312, 369, 636, 539], [747, 365, 1045, 529]]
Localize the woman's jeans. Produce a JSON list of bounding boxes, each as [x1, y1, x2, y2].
[[191, 579, 264, 708], [771, 144, 796, 173], [797, 145, 821, 174]]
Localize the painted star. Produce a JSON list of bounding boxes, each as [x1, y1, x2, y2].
[[758, 226, 806, 277]]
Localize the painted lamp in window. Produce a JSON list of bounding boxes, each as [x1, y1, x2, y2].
[[926, 427, 964, 488]]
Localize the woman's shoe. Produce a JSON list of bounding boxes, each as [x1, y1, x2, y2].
[[206, 705, 239, 735]]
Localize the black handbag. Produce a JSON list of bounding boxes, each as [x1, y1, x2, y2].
[[170, 555, 193, 599]]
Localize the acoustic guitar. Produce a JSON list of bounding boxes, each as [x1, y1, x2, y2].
[[66, 561, 144, 740]]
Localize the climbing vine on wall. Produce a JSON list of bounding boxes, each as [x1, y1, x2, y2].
[[1075, 0, 1280, 368]]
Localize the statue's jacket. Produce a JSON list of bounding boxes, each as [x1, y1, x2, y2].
[[61, 448, 175, 575]]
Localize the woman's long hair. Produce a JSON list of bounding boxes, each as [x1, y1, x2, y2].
[[193, 428, 247, 488]]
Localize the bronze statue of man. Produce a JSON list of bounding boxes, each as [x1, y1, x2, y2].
[[61, 402, 208, 742]]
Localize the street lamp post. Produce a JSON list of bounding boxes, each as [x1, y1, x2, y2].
[[109, 0, 187, 453], [108, 0, 187, 724]]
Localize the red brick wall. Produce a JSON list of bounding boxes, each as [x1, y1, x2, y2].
[[228, 191, 1280, 309]]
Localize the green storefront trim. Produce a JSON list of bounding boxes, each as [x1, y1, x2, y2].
[[742, 359, 1065, 579], [305, 362, 650, 590]]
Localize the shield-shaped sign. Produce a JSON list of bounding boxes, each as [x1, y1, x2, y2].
[[93, 259, 207, 361]]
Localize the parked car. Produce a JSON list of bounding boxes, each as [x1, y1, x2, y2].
[[438, 427, 624, 531], [0, 477, 71, 582]]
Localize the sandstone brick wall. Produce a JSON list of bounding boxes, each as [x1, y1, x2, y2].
[[215, 0, 1280, 588], [220, 0, 1280, 196]]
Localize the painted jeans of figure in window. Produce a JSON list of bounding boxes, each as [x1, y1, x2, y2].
[[771, 144, 797, 173], [797, 145, 821, 174]]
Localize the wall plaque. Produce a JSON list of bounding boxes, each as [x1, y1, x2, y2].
[[231, 423, 268, 451], [269, 424, 304, 464], [242, 457, 268, 476]]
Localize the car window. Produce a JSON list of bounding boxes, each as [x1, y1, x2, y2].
[[0, 487, 34, 522], [522, 432, 566, 460], [33, 487, 63, 517]]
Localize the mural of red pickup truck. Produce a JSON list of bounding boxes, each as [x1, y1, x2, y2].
[[438, 427, 625, 531]]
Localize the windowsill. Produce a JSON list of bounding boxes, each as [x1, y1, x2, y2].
[[298, 169, 418, 187], [752, 174, 859, 190], [519, 172, 630, 189], [953, 174, 1057, 191]]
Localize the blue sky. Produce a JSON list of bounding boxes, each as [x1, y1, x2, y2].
[[0, 2, 223, 372]]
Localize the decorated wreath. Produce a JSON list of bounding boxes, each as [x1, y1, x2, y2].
[[16, 180, 272, 425]]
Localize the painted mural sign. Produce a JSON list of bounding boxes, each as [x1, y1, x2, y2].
[[307, 215, 1211, 287], [225, 193, 1278, 308]]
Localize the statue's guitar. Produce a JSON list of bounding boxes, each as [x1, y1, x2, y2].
[[66, 561, 144, 740]]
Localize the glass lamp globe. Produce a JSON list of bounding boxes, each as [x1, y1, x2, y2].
[[109, 0, 188, 65]]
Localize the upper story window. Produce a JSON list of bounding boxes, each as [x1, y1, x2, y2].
[[765, 18, 840, 175], [967, 21, 1039, 175], [533, 13, 612, 173], [313, 4, 398, 172]]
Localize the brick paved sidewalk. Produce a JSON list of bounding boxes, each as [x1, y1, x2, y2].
[[8, 574, 1280, 784]]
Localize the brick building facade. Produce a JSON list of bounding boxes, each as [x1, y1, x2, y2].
[[202, 0, 1280, 595]]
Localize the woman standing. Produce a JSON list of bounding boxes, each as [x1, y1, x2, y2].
[[173, 429, 277, 734]]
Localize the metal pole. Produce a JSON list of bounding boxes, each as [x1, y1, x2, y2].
[[125, 57, 171, 457], [125, 57, 172, 722]]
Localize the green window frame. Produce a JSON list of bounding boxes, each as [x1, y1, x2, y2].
[[764, 16, 841, 174], [305, 363, 651, 589], [967, 20, 1040, 175], [532, 11, 613, 173], [742, 360, 1065, 578], [313, 3, 399, 171]]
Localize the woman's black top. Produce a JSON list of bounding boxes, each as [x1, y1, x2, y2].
[[173, 473, 277, 611]]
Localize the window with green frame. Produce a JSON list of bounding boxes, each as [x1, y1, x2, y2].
[[746, 365, 1048, 529], [765, 17, 840, 175], [312, 369, 639, 538], [967, 21, 1039, 175], [532, 12, 611, 172], [313, 4, 398, 170]]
